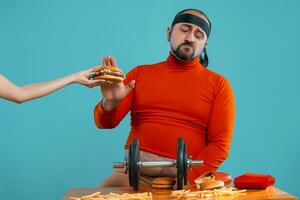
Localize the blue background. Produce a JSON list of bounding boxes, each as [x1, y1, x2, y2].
[[0, 0, 299, 199]]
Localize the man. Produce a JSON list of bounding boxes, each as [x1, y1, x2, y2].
[[94, 8, 235, 187]]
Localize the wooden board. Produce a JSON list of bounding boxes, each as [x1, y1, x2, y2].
[[62, 186, 297, 200]]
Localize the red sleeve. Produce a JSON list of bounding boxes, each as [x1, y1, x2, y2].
[[188, 77, 235, 183], [93, 67, 139, 129]]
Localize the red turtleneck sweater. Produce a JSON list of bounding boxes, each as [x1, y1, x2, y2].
[[94, 54, 235, 183]]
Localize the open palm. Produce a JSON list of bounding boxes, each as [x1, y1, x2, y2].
[[100, 56, 135, 103]]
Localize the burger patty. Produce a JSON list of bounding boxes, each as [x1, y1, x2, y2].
[[91, 71, 124, 78]]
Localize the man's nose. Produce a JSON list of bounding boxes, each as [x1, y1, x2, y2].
[[185, 32, 195, 43]]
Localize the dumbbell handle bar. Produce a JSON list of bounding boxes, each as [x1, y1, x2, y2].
[[113, 159, 203, 168]]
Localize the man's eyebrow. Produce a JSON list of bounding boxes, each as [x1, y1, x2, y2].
[[195, 29, 205, 34], [180, 24, 192, 28], [180, 23, 205, 34]]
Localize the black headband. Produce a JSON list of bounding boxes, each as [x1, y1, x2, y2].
[[171, 13, 211, 38]]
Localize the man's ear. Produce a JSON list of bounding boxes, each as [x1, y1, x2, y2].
[[167, 27, 171, 41]]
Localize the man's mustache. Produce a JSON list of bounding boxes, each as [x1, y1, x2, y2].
[[179, 41, 194, 49]]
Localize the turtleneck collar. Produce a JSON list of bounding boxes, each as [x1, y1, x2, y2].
[[166, 52, 203, 70]]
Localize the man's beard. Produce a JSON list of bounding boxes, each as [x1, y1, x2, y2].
[[172, 41, 196, 61]]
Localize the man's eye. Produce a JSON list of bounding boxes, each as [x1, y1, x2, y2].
[[195, 32, 204, 39], [180, 28, 189, 32]]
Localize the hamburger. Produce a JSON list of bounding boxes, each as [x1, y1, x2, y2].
[[89, 66, 125, 82], [151, 177, 176, 189], [198, 179, 225, 190], [194, 172, 228, 190]]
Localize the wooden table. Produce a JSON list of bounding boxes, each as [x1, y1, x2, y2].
[[62, 186, 297, 200]]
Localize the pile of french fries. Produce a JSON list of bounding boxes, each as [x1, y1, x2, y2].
[[170, 187, 246, 199], [70, 191, 152, 200]]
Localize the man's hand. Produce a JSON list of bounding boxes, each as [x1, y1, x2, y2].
[[100, 55, 135, 111]]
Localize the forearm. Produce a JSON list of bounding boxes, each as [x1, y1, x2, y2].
[[102, 98, 120, 111], [14, 74, 76, 103], [94, 93, 132, 129], [188, 143, 229, 183], [94, 101, 118, 128]]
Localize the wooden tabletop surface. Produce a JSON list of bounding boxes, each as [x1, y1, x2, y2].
[[62, 186, 297, 200]]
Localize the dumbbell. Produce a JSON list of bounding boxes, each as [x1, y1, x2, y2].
[[113, 138, 203, 191]]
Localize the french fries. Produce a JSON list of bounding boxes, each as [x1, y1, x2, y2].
[[70, 191, 152, 200], [170, 187, 246, 199]]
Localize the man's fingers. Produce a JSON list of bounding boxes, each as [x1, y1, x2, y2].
[[106, 55, 112, 66], [106, 56, 111, 66], [122, 80, 135, 93], [101, 55, 118, 67], [103, 55, 112, 66], [111, 57, 118, 67], [102, 57, 107, 66], [128, 80, 136, 89], [107, 56, 112, 65]]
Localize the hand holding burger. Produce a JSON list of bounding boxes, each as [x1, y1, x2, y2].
[[96, 55, 135, 111]]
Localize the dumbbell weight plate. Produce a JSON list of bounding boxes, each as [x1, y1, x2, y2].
[[129, 139, 140, 191], [177, 138, 184, 190], [128, 142, 133, 186], [183, 142, 188, 185]]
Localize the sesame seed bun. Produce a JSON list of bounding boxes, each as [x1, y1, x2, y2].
[[199, 179, 225, 190], [151, 177, 175, 189], [152, 177, 176, 185]]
